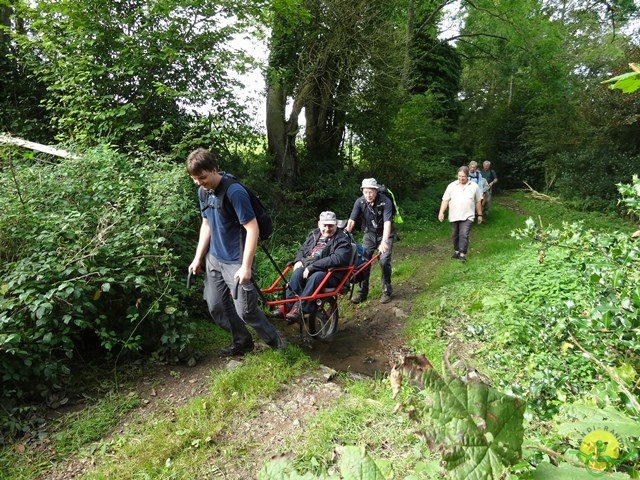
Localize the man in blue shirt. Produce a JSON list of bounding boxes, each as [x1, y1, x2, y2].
[[186, 148, 284, 356]]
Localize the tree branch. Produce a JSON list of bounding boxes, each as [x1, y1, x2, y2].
[[0, 133, 79, 159], [568, 331, 640, 413]]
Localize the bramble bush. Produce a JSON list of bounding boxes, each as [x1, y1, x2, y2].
[[501, 176, 640, 477], [462, 177, 640, 424], [508, 177, 639, 410], [0, 146, 199, 437]]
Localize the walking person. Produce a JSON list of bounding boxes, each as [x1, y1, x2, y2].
[[438, 166, 483, 262], [345, 178, 395, 304], [469, 161, 489, 216], [468, 161, 483, 186], [480, 161, 498, 216], [186, 148, 285, 356]]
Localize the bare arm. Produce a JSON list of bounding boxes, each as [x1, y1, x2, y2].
[[476, 201, 483, 224], [438, 200, 449, 222], [189, 218, 211, 274], [345, 218, 356, 233], [235, 218, 259, 284], [379, 220, 392, 253]]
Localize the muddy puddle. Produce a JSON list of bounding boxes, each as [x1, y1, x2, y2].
[[279, 316, 399, 378]]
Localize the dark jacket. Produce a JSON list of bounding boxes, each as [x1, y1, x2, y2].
[[349, 192, 396, 235], [294, 228, 353, 274]]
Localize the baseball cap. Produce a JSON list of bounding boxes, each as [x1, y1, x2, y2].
[[318, 211, 337, 225]]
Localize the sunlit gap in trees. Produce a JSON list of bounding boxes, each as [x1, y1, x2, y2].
[[438, 0, 463, 43], [184, 15, 270, 133]]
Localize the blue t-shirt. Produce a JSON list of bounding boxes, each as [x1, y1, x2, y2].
[[199, 178, 256, 264]]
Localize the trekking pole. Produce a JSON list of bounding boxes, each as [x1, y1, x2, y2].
[[259, 242, 287, 285], [250, 277, 269, 305]]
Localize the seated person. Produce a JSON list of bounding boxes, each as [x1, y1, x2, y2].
[[284, 211, 353, 322]]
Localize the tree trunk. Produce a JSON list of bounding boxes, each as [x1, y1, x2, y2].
[[304, 76, 348, 171], [266, 80, 300, 183], [0, 3, 11, 47]]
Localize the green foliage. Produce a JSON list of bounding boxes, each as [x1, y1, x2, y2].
[[547, 150, 640, 212], [10, 0, 263, 150], [401, 355, 526, 479], [457, 0, 640, 202], [603, 64, 640, 94], [370, 93, 463, 190], [266, 0, 408, 180], [503, 179, 640, 475], [0, 34, 54, 142], [0, 146, 199, 435], [259, 446, 388, 479], [617, 174, 640, 221]]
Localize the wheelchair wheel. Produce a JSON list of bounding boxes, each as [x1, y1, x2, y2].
[[308, 296, 339, 339]]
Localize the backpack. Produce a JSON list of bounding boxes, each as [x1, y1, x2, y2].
[[481, 169, 497, 187], [377, 185, 403, 224], [198, 174, 273, 241], [343, 229, 369, 283], [469, 170, 482, 185]]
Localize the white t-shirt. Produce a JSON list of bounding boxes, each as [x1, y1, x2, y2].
[[442, 181, 482, 222]]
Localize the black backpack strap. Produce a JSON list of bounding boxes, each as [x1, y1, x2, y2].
[[214, 175, 239, 221], [197, 175, 239, 219], [198, 186, 209, 212]]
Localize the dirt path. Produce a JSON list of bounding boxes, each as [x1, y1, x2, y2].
[[36, 237, 449, 479]]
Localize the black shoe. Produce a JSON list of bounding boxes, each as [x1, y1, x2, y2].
[[350, 292, 368, 304], [459, 256, 467, 263], [285, 308, 302, 323], [271, 308, 284, 319], [218, 342, 254, 357], [451, 252, 460, 259]]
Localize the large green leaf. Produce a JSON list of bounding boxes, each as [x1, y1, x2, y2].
[[602, 70, 640, 94], [532, 461, 632, 479], [557, 403, 640, 441], [403, 355, 526, 480], [336, 446, 389, 480], [257, 457, 329, 480], [257, 446, 387, 480]]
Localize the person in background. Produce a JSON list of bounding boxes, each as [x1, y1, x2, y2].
[[480, 161, 498, 216], [468, 161, 489, 214], [468, 161, 482, 185], [186, 148, 285, 357], [345, 178, 395, 304], [283, 211, 353, 323], [438, 166, 483, 263]]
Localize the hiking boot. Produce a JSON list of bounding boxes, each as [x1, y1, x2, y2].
[[218, 341, 254, 357], [285, 308, 302, 323], [268, 332, 288, 351], [451, 252, 460, 259], [380, 293, 392, 304], [271, 307, 284, 319], [350, 292, 367, 304]]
